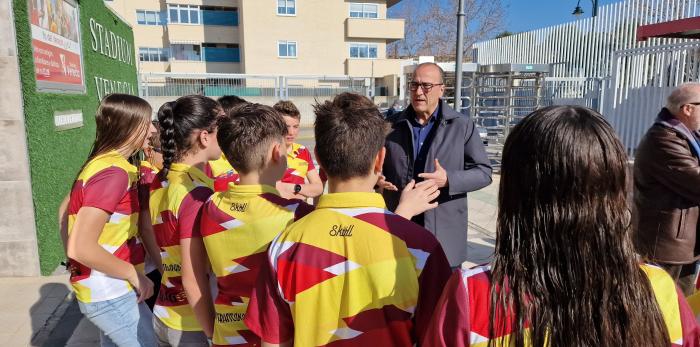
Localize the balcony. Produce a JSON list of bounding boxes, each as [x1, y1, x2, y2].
[[168, 60, 241, 73], [167, 24, 240, 44], [345, 18, 404, 42], [345, 58, 403, 77]]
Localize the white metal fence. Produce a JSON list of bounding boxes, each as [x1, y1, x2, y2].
[[139, 73, 371, 126], [471, 0, 700, 157], [604, 41, 700, 155], [541, 77, 603, 110], [473, 0, 700, 78]]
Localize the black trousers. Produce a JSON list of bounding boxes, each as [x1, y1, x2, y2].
[[145, 269, 162, 311]]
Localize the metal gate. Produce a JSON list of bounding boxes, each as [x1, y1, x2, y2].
[[444, 69, 602, 168], [541, 77, 604, 111], [604, 41, 700, 156]]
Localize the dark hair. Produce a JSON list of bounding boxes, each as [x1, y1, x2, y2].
[[217, 103, 287, 174], [85, 93, 152, 165], [490, 106, 668, 347], [313, 93, 389, 180], [157, 95, 220, 176], [217, 95, 247, 115], [273, 100, 301, 120]]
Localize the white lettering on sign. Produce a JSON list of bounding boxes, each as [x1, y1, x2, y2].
[[94, 76, 136, 100], [54, 110, 84, 131], [89, 18, 133, 66]]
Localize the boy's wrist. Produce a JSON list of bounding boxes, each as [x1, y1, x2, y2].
[[126, 266, 139, 284]]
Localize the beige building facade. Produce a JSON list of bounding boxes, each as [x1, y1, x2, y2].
[[105, 0, 405, 92]]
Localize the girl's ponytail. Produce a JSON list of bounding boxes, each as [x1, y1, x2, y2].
[[157, 101, 177, 177]]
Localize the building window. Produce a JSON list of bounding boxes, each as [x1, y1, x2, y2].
[[349, 3, 378, 18], [168, 4, 201, 24], [171, 44, 201, 61], [349, 43, 378, 58], [202, 43, 240, 62], [136, 10, 166, 25], [201, 6, 239, 26], [278, 41, 297, 58], [277, 0, 296, 15], [139, 47, 169, 62]]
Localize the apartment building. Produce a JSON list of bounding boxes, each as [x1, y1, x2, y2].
[[105, 0, 405, 94]]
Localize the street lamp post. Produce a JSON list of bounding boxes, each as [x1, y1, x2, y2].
[[572, 0, 599, 17], [454, 0, 466, 111]]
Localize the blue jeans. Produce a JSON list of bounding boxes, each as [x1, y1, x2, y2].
[[78, 290, 156, 347]]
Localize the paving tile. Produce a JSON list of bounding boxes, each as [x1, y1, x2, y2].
[[0, 275, 70, 344]]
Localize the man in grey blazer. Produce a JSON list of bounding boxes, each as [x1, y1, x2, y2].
[[382, 62, 492, 268]]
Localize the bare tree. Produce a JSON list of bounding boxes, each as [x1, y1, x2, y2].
[[388, 0, 506, 61]]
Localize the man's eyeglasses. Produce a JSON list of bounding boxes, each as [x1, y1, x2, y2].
[[687, 102, 700, 106], [408, 82, 443, 92]]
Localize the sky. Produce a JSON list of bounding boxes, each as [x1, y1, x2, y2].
[[504, 0, 619, 32]]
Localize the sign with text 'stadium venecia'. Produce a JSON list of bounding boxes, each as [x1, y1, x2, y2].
[[28, 0, 85, 93]]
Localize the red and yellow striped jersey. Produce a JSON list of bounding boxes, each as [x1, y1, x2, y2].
[[139, 160, 159, 187], [282, 143, 315, 185], [200, 184, 311, 346], [206, 154, 240, 192], [150, 163, 214, 331], [423, 264, 700, 347], [67, 151, 141, 303], [245, 192, 452, 346]]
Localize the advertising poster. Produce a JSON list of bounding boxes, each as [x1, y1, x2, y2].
[[28, 0, 85, 93]]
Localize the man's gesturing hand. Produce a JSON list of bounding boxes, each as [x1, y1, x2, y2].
[[418, 159, 448, 188], [376, 173, 398, 191]]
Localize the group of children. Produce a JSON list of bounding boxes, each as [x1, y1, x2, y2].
[[64, 92, 448, 347], [64, 92, 700, 347]]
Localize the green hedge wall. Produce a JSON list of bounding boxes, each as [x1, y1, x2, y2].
[[13, 0, 138, 274]]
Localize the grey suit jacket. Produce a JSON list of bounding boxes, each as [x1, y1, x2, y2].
[[382, 99, 492, 266]]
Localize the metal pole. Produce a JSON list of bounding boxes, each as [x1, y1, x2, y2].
[[592, 0, 598, 17], [371, 60, 375, 103], [454, 0, 466, 111]]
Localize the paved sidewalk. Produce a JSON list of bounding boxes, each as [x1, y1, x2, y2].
[[0, 275, 72, 346], [464, 174, 498, 268]]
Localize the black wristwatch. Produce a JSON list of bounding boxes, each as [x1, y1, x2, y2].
[[294, 184, 302, 194]]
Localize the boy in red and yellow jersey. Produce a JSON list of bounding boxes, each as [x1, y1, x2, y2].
[[245, 93, 452, 346], [273, 100, 324, 200], [200, 104, 308, 346], [206, 95, 248, 193], [205, 154, 240, 192], [201, 102, 439, 346]]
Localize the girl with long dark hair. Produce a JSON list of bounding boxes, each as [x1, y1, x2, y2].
[[148, 95, 221, 346], [66, 93, 157, 346], [424, 106, 700, 347]]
